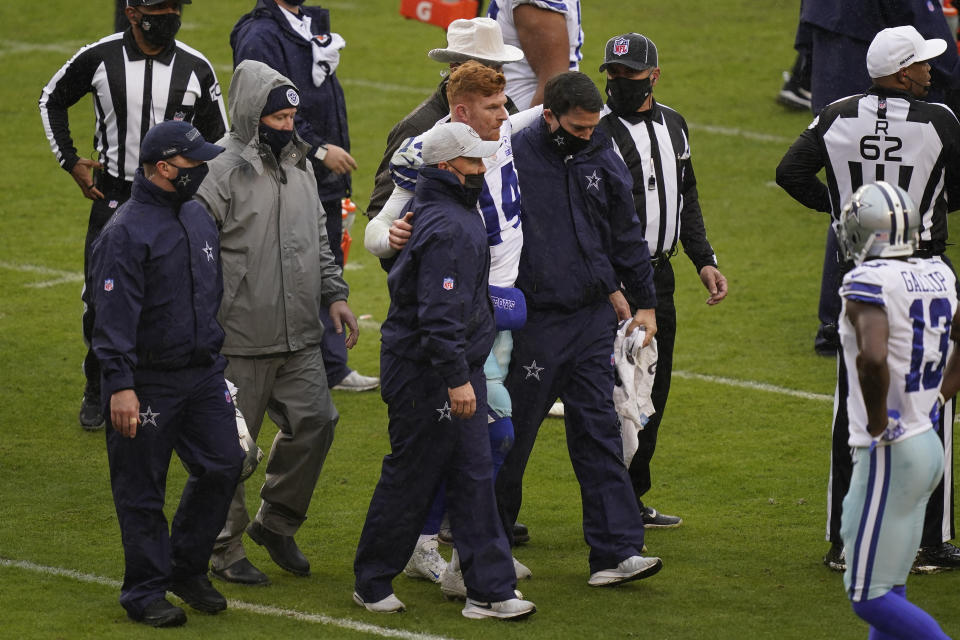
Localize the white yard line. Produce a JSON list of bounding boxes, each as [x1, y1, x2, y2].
[[0, 39, 82, 58], [0, 261, 84, 289], [0, 557, 458, 640], [686, 123, 793, 145], [672, 369, 832, 402]]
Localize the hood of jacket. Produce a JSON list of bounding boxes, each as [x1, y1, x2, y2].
[[228, 59, 311, 169]]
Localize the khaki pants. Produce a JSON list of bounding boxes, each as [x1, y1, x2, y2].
[[211, 345, 338, 569]]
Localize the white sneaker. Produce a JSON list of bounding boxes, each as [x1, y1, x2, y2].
[[332, 370, 380, 392], [440, 562, 467, 600], [352, 591, 405, 613], [547, 401, 564, 418], [513, 556, 532, 580], [403, 537, 445, 583], [588, 555, 662, 587], [462, 597, 536, 620]]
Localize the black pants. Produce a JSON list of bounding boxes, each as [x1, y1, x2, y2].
[[107, 363, 243, 617], [627, 259, 676, 510], [82, 181, 131, 396]]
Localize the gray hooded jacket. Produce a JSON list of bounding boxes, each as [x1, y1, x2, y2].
[[196, 59, 348, 357]]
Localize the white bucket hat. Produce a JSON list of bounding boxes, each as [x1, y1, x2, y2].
[[421, 122, 502, 165], [866, 26, 947, 78], [428, 17, 524, 66]]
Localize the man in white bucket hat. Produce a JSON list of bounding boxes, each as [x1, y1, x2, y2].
[[367, 17, 523, 222]]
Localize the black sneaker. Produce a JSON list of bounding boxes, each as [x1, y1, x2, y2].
[[130, 597, 186, 627], [815, 323, 840, 357], [170, 574, 227, 614], [912, 542, 960, 574], [513, 522, 530, 545], [79, 393, 104, 430], [823, 542, 846, 571], [641, 506, 682, 528], [777, 71, 812, 111]]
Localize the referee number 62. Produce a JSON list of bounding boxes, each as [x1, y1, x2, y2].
[[859, 135, 903, 162]]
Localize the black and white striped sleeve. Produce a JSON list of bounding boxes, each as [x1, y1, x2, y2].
[[674, 118, 716, 272], [38, 44, 100, 174], [776, 123, 831, 214]]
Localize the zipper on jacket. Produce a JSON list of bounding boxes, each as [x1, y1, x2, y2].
[[269, 156, 291, 348]]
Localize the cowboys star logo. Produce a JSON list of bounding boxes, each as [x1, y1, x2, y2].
[[586, 170, 602, 191], [436, 402, 452, 422], [523, 360, 544, 381], [139, 406, 160, 428]]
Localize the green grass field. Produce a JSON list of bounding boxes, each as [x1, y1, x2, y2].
[[2, 0, 960, 637]]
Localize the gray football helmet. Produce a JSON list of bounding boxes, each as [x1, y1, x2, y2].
[[835, 181, 919, 264]]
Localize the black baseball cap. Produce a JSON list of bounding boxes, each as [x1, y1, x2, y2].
[[140, 120, 224, 165], [127, 0, 192, 6], [599, 33, 658, 73]]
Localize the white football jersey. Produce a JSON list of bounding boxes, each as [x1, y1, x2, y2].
[[839, 257, 957, 447], [487, 0, 583, 110], [390, 116, 523, 287]]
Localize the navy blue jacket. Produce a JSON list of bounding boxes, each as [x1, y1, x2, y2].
[[800, 0, 960, 93], [91, 171, 225, 398], [231, 0, 351, 200], [380, 168, 495, 389], [512, 117, 657, 312]]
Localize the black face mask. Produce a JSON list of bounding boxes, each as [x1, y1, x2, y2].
[[447, 165, 485, 206], [606, 76, 653, 116], [462, 173, 485, 191], [259, 123, 294, 157], [167, 162, 208, 201], [550, 123, 591, 155], [136, 11, 181, 48]]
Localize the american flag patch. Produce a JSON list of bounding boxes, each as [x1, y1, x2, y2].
[[443, 277, 455, 290], [104, 279, 114, 291]]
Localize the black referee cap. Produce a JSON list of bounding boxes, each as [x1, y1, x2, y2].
[[599, 33, 658, 73]]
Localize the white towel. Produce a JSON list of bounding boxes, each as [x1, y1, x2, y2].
[[278, 7, 345, 88], [311, 33, 345, 87], [612, 319, 657, 467]]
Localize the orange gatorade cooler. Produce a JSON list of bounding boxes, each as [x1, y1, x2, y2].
[[399, 0, 479, 30]]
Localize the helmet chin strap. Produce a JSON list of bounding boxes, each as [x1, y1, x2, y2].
[[854, 234, 876, 265]]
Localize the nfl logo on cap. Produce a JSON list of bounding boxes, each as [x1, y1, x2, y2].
[[613, 37, 629, 56]]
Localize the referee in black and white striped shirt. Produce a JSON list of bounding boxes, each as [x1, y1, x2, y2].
[[39, 0, 227, 430], [777, 25, 960, 572], [598, 33, 728, 528]]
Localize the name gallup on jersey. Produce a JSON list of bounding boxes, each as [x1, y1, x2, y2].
[[901, 270, 950, 293]]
